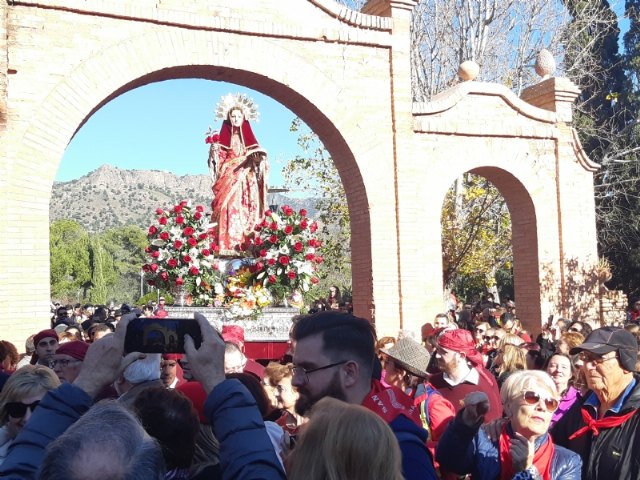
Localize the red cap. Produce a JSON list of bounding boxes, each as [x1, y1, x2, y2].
[[55, 341, 89, 361], [162, 353, 183, 361], [34, 329, 58, 347], [221, 325, 245, 350], [177, 381, 208, 424]]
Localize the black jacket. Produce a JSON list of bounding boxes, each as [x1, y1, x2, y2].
[[551, 374, 640, 480]]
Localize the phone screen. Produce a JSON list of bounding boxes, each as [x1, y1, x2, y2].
[[125, 317, 202, 354]]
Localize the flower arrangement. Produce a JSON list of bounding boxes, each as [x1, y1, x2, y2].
[[142, 200, 222, 306], [224, 266, 273, 318], [244, 205, 322, 303], [142, 201, 322, 315]]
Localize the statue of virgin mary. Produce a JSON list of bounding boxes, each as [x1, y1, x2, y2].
[[207, 93, 268, 254]]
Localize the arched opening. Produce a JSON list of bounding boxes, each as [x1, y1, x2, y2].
[[50, 72, 362, 314], [441, 166, 541, 332]]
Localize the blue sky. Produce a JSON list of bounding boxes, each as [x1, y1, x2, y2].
[[58, 79, 301, 189]]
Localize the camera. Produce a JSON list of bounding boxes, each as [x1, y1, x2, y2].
[[125, 317, 202, 354]]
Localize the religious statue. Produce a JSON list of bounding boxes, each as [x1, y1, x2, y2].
[[206, 93, 268, 254]]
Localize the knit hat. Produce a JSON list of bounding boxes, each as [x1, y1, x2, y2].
[[55, 341, 89, 361], [570, 326, 638, 372], [382, 337, 430, 378], [34, 329, 58, 347]]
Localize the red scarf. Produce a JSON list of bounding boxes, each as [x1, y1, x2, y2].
[[362, 379, 422, 427], [568, 407, 637, 439], [499, 424, 554, 480]]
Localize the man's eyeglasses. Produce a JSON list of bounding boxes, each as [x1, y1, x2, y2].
[[51, 359, 82, 368], [568, 327, 582, 333], [521, 390, 558, 412], [290, 360, 348, 384], [475, 328, 486, 334], [578, 352, 618, 366], [5, 400, 40, 418]]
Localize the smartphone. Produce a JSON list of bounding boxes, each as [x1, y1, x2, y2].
[[125, 317, 202, 354]]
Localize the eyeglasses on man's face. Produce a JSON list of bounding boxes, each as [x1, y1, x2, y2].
[[290, 360, 348, 384], [578, 351, 618, 366], [51, 358, 82, 368]]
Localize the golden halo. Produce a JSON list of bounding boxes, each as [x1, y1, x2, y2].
[[215, 93, 260, 122]]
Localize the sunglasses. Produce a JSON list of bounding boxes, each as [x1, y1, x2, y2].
[[522, 390, 558, 412], [5, 400, 40, 418]]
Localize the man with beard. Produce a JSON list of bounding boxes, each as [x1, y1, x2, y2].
[[291, 311, 437, 480], [429, 329, 502, 422]]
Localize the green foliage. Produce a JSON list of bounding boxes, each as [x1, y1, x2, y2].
[[50, 220, 91, 302], [137, 291, 174, 306], [282, 118, 352, 294], [88, 236, 110, 304], [101, 225, 149, 304], [441, 174, 512, 295]]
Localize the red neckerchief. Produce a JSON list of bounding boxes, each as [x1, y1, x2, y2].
[[499, 424, 554, 480], [361, 379, 422, 427], [275, 410, 299, 436], [568, 407, 637, 439]]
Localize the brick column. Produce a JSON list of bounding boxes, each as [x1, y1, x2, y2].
[[521, 77, 600, 321]]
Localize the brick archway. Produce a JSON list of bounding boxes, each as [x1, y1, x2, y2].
[[1, 0, 601, 345]]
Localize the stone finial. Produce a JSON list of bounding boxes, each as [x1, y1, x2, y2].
[[535, 49, 556, 79], [458, 61, 479, 81]]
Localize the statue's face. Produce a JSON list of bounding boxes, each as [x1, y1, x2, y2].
[[229, 109, 244, 127]]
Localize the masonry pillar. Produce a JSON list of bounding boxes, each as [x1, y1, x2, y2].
[[363, 0, 438, 338], [521, 77, 601, 321]]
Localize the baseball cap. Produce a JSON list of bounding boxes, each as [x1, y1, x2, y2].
[[570, 326, 638, 371]]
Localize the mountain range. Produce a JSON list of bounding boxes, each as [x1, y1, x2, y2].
[[50, 164, 315, 232]]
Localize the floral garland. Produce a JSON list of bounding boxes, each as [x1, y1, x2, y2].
[[142, 200, 222, 306]]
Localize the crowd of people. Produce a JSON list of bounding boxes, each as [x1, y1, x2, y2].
[[0, 296, 639, 479]]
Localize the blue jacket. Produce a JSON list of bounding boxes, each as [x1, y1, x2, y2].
[[0, 380, 285, 480], [389, 414, 438, 480], [205, 379, 285, 480], [436, 412, 582, 480]]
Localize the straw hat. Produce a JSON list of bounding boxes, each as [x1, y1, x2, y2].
[[381, 337, 431, 378]]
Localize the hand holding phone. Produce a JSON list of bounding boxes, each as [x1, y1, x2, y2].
[[184, 312, 226, 394], [125, 317, 202, 354]]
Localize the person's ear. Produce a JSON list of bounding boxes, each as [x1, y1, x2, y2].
[[342, 360, 360, 388]]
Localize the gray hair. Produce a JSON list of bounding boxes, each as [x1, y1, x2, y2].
[[122, 354, 161, 384], [40, 401, 165, 479], [500, 370, 558, 408]]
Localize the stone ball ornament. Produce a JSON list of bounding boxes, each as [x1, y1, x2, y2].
[[535, 49, 556, 79], [458, 60, 479, 81]]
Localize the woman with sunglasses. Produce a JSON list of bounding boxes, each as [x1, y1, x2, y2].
[[436, 370, 582, 479], [0, 365, 59, 465]]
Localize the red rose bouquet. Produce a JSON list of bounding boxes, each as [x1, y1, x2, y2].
[[245, 205, 321, 303], [142, 200, 222, 306]]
